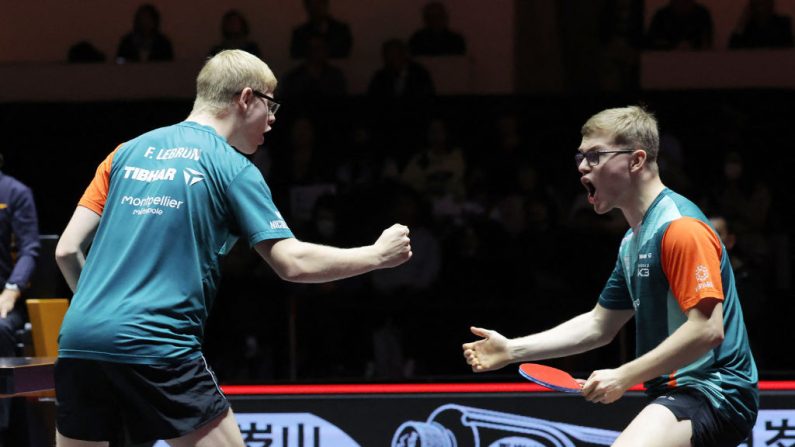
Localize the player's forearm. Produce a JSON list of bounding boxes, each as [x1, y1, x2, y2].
[[271, 239, 382, 283], [55, 206, 101, 293], [507, 311, 612, 362], [54, 248, 85, 293], [617, 316, 723, 387]]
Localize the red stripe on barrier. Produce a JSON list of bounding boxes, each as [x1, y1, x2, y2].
[[220, 381, 795, 395]]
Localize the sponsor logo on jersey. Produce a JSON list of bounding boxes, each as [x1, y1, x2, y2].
[[123, 166, 176, 183], [695, 264, 714, 291], [121, 194, 184, 216], [183, 168, 205, 186], [270, 220, 289, 229]]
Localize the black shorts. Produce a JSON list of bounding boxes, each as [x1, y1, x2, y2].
[[55, 356, 230, 444], [651, 388, 751, 447]]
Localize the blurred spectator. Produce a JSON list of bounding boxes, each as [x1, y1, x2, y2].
[[210, 10, 261, 57], [368, 39, 436, 164], [729, 0, 793, 49], [269, 118, 336, 228], [401, 118, 466, 199], [657, 131, 692, 195], [596, 0, 644, 90], [646, 0, 714, 50], [370, 187, 439, 378], [290, 0, 353, 59], [116, 4, 174, 63], [335, 123, 391, 190], [709, 215, 767, 365], [368, 39, 435, 101], [710, 151, 771, 234], [371, 187, 440, 295], [408, 1, 467, 56], [279, 36, 347, 103], [477, 113, 533, 197], [67, 41, 106, 63]]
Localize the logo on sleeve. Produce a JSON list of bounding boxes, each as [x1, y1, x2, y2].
[[695, 264, 714, 291]]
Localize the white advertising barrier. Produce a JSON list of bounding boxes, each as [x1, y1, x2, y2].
[[150, 407, 795, 447], [152, 412, 360, 447]]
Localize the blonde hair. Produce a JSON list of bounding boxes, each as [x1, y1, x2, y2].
[[192, 50, 277, 115], [581, 105, 659, 161]]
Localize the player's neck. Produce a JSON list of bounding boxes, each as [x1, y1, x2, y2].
[[624, 177, 666, 232], [185, 110, 234, 142]]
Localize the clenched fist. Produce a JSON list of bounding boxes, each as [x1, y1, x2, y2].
[[374, 223, 412, 268]]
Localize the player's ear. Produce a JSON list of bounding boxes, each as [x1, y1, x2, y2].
[[630, 150, 647, 172], [236, 88, 253, 109]]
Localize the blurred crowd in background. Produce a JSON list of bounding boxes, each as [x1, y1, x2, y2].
[[2, 0, 794, 384]]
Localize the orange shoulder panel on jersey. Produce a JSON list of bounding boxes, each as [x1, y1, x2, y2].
[[78, 145, 121, 215], [661, 217, 724, 312]]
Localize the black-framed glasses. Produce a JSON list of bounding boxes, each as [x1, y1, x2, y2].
[[575, 149, 634, 167], [236, 89, 281, 115]]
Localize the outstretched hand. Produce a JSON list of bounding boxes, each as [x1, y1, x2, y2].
[[374, 223, 412, 268], [462, 326, 512, 372]]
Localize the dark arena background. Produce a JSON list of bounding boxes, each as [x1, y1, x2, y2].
[[2, 0, 795, 446]]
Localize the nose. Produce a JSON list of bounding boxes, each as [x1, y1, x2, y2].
[[577, 157, 591, 174]]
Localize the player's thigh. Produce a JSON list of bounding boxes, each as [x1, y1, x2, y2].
[[165, 408, 245, 447], [613, 403, 692, 447], [56, 430, 110, 447]]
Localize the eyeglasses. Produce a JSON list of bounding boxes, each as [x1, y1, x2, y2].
[[236, 89, 281, 115], [575, 149, 634, 167]]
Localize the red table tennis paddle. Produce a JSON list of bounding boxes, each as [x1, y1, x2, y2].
[[518, 363, 582, 393]]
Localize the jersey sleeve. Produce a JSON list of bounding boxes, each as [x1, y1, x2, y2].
[[226, 165, 294, 245], [598, 256, 634, 310], [78, 145, 120, 215], [661, 217, 724, 312]]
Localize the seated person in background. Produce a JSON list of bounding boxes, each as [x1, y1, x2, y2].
[[0, 152, 40, 439], [367, 39, 435, 101], [290, 0, 352, 59], [729, 0, 793, 49], [646, 0, 714, 50], [67, 41, 106, 63], [116, 3, 174, 63], [409, 1, 467, 56], [279, 36, 347, 103], [210, 10, 261, 57]]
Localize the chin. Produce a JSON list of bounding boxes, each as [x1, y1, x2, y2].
[[593, 204, 613, 215]]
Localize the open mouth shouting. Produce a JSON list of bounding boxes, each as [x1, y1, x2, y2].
[[582, 177, 596, 204]]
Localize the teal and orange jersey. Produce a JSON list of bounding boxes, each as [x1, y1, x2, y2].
[[599, 188, 758, 429], [59, 121, 293, 364]]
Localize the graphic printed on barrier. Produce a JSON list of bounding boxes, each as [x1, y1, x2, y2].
[[152, 413, 360, 447], [739, 409, 795, 447], [146, 406, 795, 446], [391, 404, 620, 447]]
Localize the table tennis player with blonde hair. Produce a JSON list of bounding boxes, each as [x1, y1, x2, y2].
[[463, 105, 757, 447], [54, 49, 412, 447]]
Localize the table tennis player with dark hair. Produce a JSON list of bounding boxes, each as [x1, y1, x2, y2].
[[54, 49, 412, 447], [463, 105, 757, 447]]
